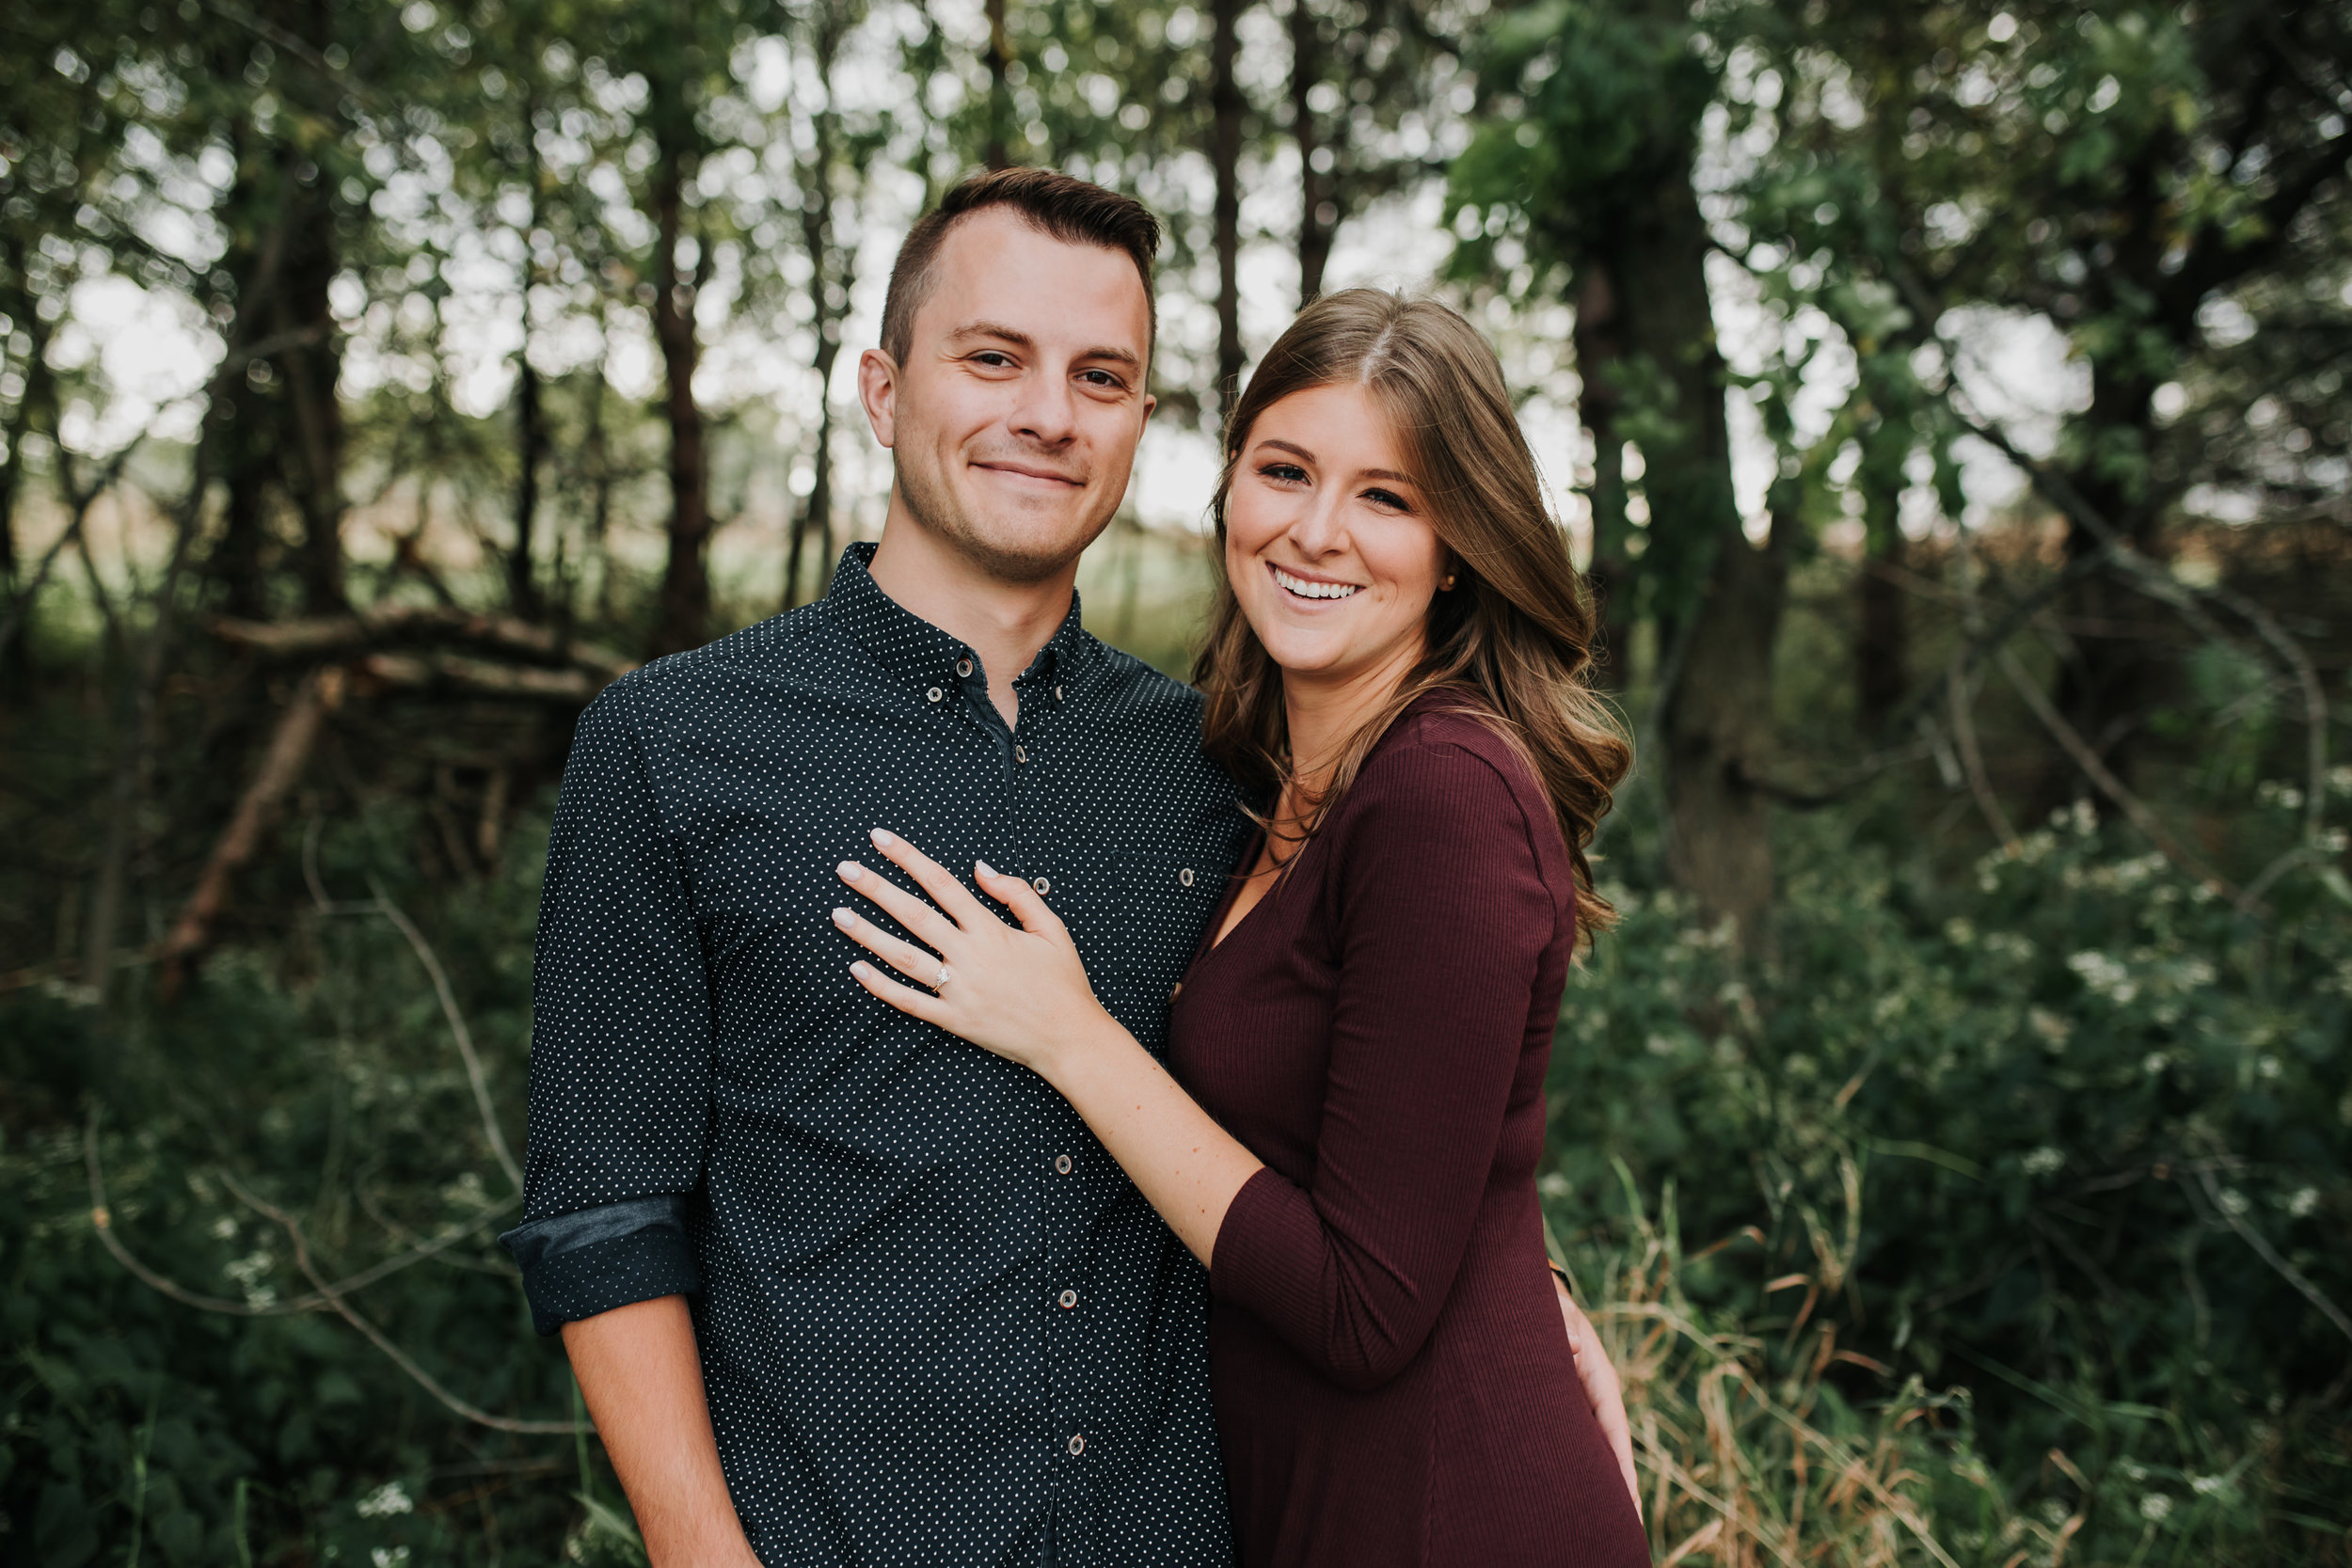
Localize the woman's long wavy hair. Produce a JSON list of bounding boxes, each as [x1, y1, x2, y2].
[[1195, 289, 1634, 936]]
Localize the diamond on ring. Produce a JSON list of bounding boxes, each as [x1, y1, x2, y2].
[[935, 965, 953, 988]]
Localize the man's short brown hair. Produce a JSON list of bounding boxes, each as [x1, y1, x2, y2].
[[879, 167, 1160, 370]]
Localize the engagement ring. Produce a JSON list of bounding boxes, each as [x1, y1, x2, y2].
[[935, 965, 952, 989]]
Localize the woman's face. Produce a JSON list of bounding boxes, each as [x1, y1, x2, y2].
[[1223, 381, 1448, 692]]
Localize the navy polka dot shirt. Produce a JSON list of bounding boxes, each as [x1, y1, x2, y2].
[[501, 544, 1248, 1567]]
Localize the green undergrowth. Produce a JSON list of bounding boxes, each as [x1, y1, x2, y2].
[[3, 782, 2347, 1564]]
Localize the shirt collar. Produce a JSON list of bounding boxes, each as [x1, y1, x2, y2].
[[818, 541, 1095, 691]]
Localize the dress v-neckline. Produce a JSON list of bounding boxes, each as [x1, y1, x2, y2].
[[1200, 824, 1285, 959]]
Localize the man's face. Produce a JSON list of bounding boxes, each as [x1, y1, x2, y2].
[[860, 209, 1156, 583]]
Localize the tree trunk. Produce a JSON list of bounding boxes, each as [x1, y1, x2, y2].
[[1290, 3, 1332, 305], [1856, 524, 1906, 733], [1601, 166, 1786, 943], [510, 351, 545, 621], [1209, 0, 1247, 422], [983, 0, 1012, 169], [509, 93, 547, 622], [273, 156, 346, 617], [1572, 262, 1636, 688], [646, 140, 713, 660], [787, 66, 845, 611]]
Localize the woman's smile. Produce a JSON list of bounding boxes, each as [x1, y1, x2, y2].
[[1269, 562, 1363, 602]]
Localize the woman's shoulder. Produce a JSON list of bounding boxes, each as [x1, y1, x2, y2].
[[1338, 694, 1550, 839]]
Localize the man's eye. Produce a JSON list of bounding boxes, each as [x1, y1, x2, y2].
[[973, 351, 1015, 368], [1079, 370, 1123, 388]]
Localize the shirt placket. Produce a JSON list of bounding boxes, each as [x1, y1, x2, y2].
[[955, 647, 1092, 1530]]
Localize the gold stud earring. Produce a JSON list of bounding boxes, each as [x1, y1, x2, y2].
[[1440, 574, 1457, 592]]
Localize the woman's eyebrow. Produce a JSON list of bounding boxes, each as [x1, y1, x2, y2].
[[1254, 436, 1413, 485]]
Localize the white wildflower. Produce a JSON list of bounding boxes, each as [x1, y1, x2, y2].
[[358, 1482, 413, 1519], [2070, 951, 2137, 1005], [2022, 1147, 2065, 1178], [2217, 1188, 2249, 1216], [2139, 1493, 2173, 1522], [373, 1550, 412, 1568], [2143, 1052, 2169, 1076], [2287, 1187, 2318, 1218]]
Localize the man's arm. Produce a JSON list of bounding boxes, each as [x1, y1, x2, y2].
[[564, 1296, 763, 1568]]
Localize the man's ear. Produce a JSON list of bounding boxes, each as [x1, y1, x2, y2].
[[857, 348, 899, 449], [1139, 391, 1157, 426]]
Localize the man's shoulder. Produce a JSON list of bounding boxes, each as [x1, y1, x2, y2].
[[585, 605, 834, 724]]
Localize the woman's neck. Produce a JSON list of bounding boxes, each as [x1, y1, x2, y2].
[[1279, 638, 1425, 794]]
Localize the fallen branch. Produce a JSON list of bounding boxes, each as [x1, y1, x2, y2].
[[221, 1169, 584, 1435], [357, 650, 603, 705], [366, 876, 526, 1196], [154, 668, 342, 995], [213, 603, 631, 682], [1994, 648, 2238, 900], [1948, 653, 2018, 850], [84, 1107, 518, 1316]]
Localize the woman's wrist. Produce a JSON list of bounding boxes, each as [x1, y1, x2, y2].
[[1026, 999, 1131, 1085]]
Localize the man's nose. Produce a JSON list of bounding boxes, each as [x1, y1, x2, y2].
[[1008, 366, 1080, 446]]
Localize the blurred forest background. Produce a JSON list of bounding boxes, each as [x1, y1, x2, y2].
[[2, 0, 2349, 1562]]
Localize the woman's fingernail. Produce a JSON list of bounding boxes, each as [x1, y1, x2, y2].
[[832, 908, 854, 927], [975, 860, 994, 878], [870, 827, 897, 847], [838, 861, 862, 880], [850, 960, 872, 977]]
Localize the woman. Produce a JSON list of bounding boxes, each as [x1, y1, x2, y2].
[[827, 290, 1647, 1566]]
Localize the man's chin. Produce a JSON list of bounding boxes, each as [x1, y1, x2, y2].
[[942, 508, 1113, 584]]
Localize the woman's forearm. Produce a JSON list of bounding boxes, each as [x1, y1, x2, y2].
[[1040, 1012, 1263, 1268]]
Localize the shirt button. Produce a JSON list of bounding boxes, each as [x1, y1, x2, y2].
[[926, 687, 944, 703], [1014, 744, 1028, 764], [1058, 1289, 1078, 1309], [1178, 867, 1196, 887], [1170, 982, 1183, 1000], [1032, 877, 1051, 895], [1054, 685, 1064, 701], [1067, 1434, 1086, 1456], [1054, 1154, 1073, 1175], [956, 658, 974, 678]]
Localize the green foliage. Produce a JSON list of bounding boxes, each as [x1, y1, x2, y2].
[[0, 813, 627, 1566], [1547, 788, 2352, 1561]]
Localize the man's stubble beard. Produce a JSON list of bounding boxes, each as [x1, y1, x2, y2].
[[892, 449, 1120, 587]]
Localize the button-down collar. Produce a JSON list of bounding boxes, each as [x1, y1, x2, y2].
[[821, 540, 1094, 700]]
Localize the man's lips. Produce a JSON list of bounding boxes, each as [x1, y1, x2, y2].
[[973, 460, 1085, 488]]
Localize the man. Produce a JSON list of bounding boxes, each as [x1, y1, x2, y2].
[[504, 168, 1632, 1567], [504, 168, 1245, 1568]]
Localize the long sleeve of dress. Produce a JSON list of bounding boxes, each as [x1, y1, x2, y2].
[[501, 673, 713, 1334], [1206, 737, 1559, 1391]]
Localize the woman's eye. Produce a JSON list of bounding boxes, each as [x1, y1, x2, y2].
[[1363, 487, 1411, 512], [1259, 463, 1309, 484]]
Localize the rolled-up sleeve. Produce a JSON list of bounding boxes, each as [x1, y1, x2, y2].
[[500, 673, 713, 1335], [1207, 741, 1556, 1391]]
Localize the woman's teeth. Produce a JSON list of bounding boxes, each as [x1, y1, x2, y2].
[[1273, 566, 1359, 600]]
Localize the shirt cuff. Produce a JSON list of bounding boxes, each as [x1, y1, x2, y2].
[[500, 1195, 702, 1337]]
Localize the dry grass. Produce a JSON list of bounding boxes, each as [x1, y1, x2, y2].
[[1578, 1179, 2087, 1568]]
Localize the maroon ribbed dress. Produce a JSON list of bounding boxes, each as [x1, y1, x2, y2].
[[1168, 699, 1651, 1568]]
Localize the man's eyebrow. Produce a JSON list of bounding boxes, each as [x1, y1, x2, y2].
[[1254, 437, 1413, 484], [946, 321, 1142, 371]]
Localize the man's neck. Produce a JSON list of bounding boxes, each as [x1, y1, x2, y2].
[[866, 501, 1077, 729]]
